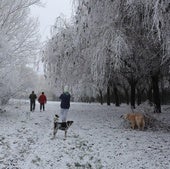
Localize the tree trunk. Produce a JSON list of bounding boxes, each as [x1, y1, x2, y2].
[[123, 87, 129, 105], [114, 86, 120, 106], [99, 89, 103, 105], [130, 81, 136, 109], [137, 88, 142, 105], [147, 86, 153, 106], [152, 75, 161, 113], [107, 86, 110, 105], [160, 79, 166, 105]]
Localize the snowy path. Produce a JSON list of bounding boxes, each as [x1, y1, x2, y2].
[[0, 100, 170, 169]]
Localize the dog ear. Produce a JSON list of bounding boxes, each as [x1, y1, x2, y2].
[[55, 114, 59, 118]]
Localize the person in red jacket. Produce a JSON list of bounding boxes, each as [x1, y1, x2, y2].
[[38, 92, 47, 111]]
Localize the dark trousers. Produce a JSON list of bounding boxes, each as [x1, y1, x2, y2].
[[30, 101, 36, 111], [40, 103, 45, 111]]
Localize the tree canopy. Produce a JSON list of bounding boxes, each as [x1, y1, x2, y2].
[[43, 0, 170, 109]]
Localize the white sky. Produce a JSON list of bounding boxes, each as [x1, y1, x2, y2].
[[30, 0, 73, 42]]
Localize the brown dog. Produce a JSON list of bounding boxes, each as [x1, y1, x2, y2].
[[122, 113, 145, 130]]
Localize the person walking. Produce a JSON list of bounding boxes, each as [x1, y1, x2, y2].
[[38, 92, 47, 111], [59, 86, 71, 122], [29, 91, 37, 111]]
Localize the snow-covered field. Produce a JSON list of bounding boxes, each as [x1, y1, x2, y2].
[[0, 99, 170, 169]]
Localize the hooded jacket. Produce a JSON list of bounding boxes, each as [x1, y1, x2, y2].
[[38, 94, 47, 104], [59, 92, 71, 109]]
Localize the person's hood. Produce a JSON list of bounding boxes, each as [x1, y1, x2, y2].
[[64, 86, 69, 93]]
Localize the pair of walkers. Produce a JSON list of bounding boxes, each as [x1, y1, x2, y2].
[[29, 91, 47, 111]]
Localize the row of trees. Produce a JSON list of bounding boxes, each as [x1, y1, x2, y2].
[[43, 0, 170, 112], [0, 0, 41, 105]]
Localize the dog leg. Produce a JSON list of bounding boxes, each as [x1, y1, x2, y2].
[[53, 128, 58, 138], [141, 120, 145, 130], [136, 119, 145, 130], [131, 122, 135, 129], [65, 130, 67, 139], [136, 121, 140, 130], [53, 122, 57, 137]]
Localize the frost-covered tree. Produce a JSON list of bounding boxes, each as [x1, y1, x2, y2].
[[43, 17, 78, 97], [44, 0, 170, 107], [0, 0, 41, 105], [111, 0, 170, 112]]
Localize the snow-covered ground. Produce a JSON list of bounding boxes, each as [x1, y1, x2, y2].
[[0, 99, 170, 169]]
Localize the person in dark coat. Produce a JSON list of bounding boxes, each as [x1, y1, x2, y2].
[[38, 92, 47, 111], [29, 91, 37, 111], [59, 86, 71, 122]]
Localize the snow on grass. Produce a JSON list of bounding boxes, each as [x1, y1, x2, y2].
[[0, 99, 170, 169]]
